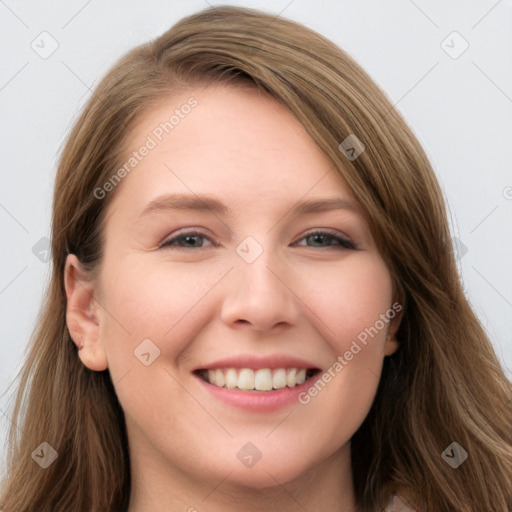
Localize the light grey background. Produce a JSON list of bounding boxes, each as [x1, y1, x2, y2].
[[1, 0, 511, 471]]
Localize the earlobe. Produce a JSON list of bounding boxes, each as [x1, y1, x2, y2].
[[384, 337, 399, 356], [77, 342, 109, 372], [64, 254, 108, 371], [383, 302, 404, 357]]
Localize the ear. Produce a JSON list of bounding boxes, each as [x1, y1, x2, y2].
[[383, 301, 404, 357], [64, 254, 108, 371]]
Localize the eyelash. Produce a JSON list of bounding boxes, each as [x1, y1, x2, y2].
[[159, 229, 357, 251]]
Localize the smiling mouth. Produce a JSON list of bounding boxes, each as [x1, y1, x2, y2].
[[194, 367, 320, 392]]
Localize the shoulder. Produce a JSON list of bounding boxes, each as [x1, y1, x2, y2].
[[384, 492, 419, 512]]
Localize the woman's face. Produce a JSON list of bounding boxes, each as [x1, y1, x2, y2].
[[66, 84, 400, 492]]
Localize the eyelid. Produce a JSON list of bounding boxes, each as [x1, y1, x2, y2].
[[159, 227, 357, 251], [159, 228, 217, 249], [295, 228, 357, 250]]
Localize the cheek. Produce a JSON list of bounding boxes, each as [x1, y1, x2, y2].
[[291, 257, 393, 444], [298, 254, 393, 351], [97, 260, 227, 430], [98, 258, 226, 368]]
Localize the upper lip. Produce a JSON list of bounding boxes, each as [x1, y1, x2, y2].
[[193, 354, 321, 371]]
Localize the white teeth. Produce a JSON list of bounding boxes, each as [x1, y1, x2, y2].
[[225, 368, 238, 389], [215, 369, 225, 387], [296, 368, 306, 385], [238, 369, 255, 390], [286, 368, 297, 387], [200, 367, 314, 391], [254, 369, 273, 391], [272, 368, 287, 390]]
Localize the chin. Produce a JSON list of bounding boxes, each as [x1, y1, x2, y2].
[[204, 449, 317, 492]]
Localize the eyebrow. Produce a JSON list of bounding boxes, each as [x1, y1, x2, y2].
[[138, 194, 359, 219]]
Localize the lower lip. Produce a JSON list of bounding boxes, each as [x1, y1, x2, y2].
[[193, 373, 319, 412]]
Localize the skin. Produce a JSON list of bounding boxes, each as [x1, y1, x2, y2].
[[64, 84, 401, 512]]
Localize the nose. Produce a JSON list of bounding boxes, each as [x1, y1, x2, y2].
[[220, 244, 300, 332]]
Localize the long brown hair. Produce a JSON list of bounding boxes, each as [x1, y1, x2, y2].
[[1, 6, 511, 512]]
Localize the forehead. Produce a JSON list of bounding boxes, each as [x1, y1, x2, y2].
[[106, 84, 358, 221]]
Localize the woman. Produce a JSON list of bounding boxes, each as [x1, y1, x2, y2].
[[1, 6, 510, 512]]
